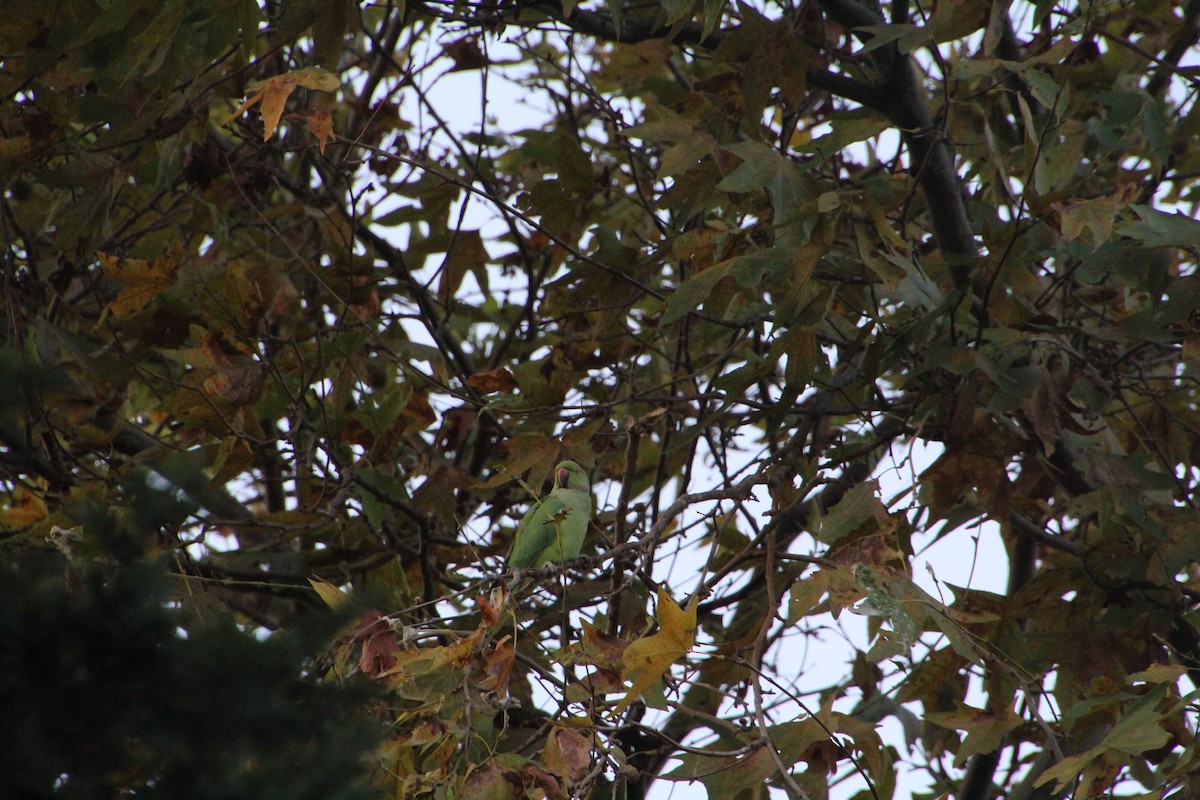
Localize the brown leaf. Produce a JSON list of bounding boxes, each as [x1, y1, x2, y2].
[[438, 229, 489, 305], [480, 640, 515, 699], [801, 739, 842, 775], [194, 334, 265, 407], [921, 412, 1019, 525], [437, 406, 477, 453], [462, 764, 522, 800], [465, 367, 518, 394], [543, 727, 592, 784], [443, 36, 488, 71], [571, 668, 625, 699], [353, 611, 400, 676], [522, 766, 567, 800], [581, 621, 630, 670], [400, 390, 436, 432], [478, 588, 505, 627]]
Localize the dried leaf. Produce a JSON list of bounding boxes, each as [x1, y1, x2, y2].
[[353, 611, 401, 676], [543, 727, 592, 783], [443, 37, 487, 71], [580, 620, 631, 670], [462, 764, 522, 800], [258, 75, 297, 142], [226, 67, 340, 142], [289, 107, 335, 154], [466, 367, 518, 394], [480, 640, 515, 698]]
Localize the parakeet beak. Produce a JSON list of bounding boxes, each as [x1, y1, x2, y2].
[[557, 466, 570, 487]]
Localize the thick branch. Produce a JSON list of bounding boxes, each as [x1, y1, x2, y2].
[[804, 68, 881, 109], [818, 0, 885, 32], [815, 0, 981, 291], [525, 0, 726, 47], [1145, 0, 1200, 98]]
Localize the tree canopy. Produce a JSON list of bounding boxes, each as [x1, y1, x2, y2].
[[4, 0, 1200, 798]]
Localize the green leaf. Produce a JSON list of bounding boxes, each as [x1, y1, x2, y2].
[[701, 0, 725, 39], [1118, 204, 1200, 247], [661, 263, 732, 324], [1101, 684, 1171, 756], [815, 480, 882, 544], [925, 703, 1024, 767], [658, 0, 697, 26]]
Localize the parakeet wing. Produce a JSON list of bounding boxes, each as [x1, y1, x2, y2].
[[550, 485, 591, 563], [507, 461, 592, 569], [508, 493, 571, 569]]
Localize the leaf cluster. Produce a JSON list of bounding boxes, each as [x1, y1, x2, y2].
[[4, 0, 1200, 798]]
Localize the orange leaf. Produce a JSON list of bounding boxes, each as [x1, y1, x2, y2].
[[480, 640, 516, 699], [465, 367, 518, 394], [1, 487, 48, 529], [290, 107, 335, 154], [258, 74, 297, 142], [227, 68, 339, 142]]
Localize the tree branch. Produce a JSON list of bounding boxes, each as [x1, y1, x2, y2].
[[1145, 0, 1200, 98]]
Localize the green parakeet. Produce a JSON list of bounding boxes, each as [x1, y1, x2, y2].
[[507, 460, 591, 569]]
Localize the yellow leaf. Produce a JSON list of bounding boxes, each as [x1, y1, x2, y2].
[[291, 66, 341, 91], [616, 587, 697, 712], [99, 244, 183, 320], [221, 91, 263, 126], [0, 487, 48, 529], [309, 576, 349, 609]]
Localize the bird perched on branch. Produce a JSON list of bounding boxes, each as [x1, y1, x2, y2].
[[507, 460, 591, 569]]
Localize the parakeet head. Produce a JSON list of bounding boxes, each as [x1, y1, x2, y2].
[[555, 460, 589, 492]]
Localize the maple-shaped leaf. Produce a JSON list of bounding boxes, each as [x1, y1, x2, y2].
[[926, 702, 1024, 767], [99, 244, 183, 320], [580, 620, 630, 671], [289, 107, 335, 154], [616, 586, 697, 712], [1051, 184, 1138, 250]]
